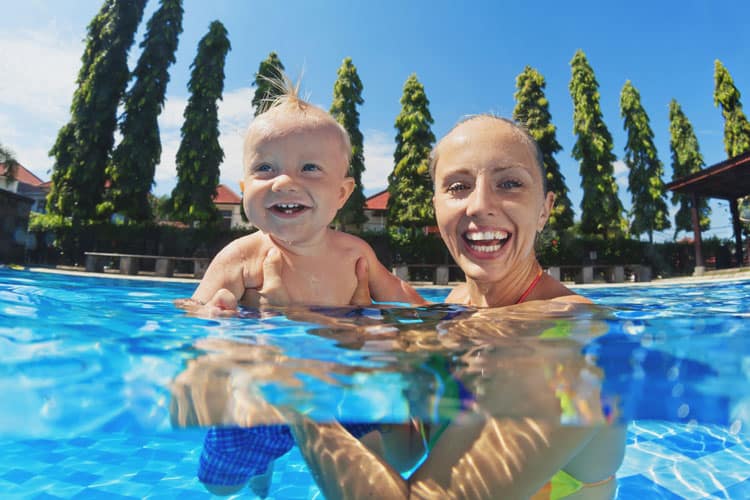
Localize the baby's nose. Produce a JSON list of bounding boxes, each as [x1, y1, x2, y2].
[[272, 174, 298, 192]]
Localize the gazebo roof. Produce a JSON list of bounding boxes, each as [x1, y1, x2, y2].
[[665, 150, 750, 200]]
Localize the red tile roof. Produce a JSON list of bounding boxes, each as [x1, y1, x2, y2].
[[213, 183, 242, 204], [365, 189, 389, 210], [0, 163, 44, 186]]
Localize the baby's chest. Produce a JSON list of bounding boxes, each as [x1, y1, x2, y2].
[[283, 257, 358, 305]]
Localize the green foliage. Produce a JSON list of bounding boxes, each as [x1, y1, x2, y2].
[[569, 50, 626, 238], [714, 60, 750, 157], [170, 21, 230, 226], [252, 52, 285, 116], [387, 74, 435, 234], [0, 142, 19, 180], [47, 0, 147, 221], [668, 100, 711, 238], [330, 57, 367, 230], [619, 80, 670, 242], [513, 66, 574, 233], [387, 227, 446, 265], [28, 216, 254, 265], [102, 0, 184, 222]]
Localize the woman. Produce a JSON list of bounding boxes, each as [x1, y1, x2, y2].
[[279, 115, 626, 499]]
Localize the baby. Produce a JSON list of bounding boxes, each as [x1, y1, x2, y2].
[[182, 77, 425, 496], [188, 77, 423, 313]]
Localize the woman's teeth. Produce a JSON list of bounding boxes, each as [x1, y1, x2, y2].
[[464, 231, 509, 252]]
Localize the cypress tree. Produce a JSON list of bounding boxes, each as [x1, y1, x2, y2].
[[330, 57, 367, 230], [170, 21, 231, 225], [569, 50, 626, 238], [619, 80, 670, 242], [387, 74, 435, 231], [714, 60, 750, 157], [513, 65, 574, 232], [0, 142, 19, 181], [252, 52, 285, 116], [102, 0, 184, 221], [669, 100, 711, 238], [47, 0, 147, 221]]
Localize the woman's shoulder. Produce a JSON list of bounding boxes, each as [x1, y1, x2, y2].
[[537, 274, 592, 304]]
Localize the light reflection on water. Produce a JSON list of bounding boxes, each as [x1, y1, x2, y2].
[[1, 267, 749, 497]]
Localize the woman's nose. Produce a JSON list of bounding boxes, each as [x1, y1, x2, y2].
[[466, 182, 496, 216]]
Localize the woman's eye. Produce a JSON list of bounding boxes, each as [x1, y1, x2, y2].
[[302, 163, 321, 172], [447, 182, 469, 192], [499, 179, 522, 189]]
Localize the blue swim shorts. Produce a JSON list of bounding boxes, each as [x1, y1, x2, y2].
[[198, 422, 379, 486]]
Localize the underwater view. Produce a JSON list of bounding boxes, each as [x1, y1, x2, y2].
[[1, 266, 749, 498]]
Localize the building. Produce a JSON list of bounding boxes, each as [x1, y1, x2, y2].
[[363, 189, 388, 232], [0, 163, 39, 261], [213, 183, 251, 230], [0, 163, 49, 213]]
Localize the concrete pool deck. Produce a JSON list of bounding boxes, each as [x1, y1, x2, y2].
[[11, 263, 750, 288]]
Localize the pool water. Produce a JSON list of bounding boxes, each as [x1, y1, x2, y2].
[[1, 267, 749, 499]]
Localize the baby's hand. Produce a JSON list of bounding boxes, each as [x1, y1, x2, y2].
[[174, 288, 239, 318]]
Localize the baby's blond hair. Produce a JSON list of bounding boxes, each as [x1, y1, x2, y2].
[[249, 72, 353, 170]]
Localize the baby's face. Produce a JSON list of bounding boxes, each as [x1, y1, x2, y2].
[[241, 110, 353, 246]]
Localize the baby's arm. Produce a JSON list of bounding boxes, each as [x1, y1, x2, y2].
[[359, 243, 427, 305], [191, 238, 254, 306]]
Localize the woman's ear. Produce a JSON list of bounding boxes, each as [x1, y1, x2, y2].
[[239, 180, 245, 194], [538, 191, 556, 231]]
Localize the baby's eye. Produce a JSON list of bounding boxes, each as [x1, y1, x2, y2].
[[498, 179, 522, 190], [447, 182, 470, 193], [302, 163, 321, 172], [253, 163, 273, 173]]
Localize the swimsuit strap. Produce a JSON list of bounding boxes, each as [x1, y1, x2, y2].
[[515, 267, 544, 304], [532, 471, 615, 500]]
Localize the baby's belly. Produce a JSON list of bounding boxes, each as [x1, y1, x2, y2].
[[287, 275, 358, 306]]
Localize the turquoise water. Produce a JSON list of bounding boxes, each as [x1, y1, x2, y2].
[[1, 267, 749, 498]]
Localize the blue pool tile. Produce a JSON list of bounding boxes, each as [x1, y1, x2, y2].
[[62, 471, 101, 486], [658, 430, 729, 459], [723, 477, 750, 498], [134, 447, 184, 462], [37, 452, 67, 464], [33, 494, 66, 500], [616, 474, 683, 499], [130, 470, 166, 484], [71, 488, 139, 500], [67, 437, 96, 448], [1, 468, 36, 484]]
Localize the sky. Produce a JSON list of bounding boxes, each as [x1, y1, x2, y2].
[[1, 0, 748, 242]]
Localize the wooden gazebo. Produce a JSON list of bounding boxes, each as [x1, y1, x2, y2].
[[665, 151, 750, 273]]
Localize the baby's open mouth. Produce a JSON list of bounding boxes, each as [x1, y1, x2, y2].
[[463, 230, 510, 253], [270, 203, 309, 215]]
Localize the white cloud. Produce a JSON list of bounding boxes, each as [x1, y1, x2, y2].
[[362, 129, 394, 193], [613, 159, 629, 196], [0, 26, 81, 122], [153, 88, 252, 196]]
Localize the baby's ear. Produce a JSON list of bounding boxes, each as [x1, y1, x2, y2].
[[338, 177, 355, 207]]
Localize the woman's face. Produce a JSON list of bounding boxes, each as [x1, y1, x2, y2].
[[432, 118, 554, 284]]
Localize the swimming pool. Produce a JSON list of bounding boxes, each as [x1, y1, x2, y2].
[[1, 266, 749, 498]]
